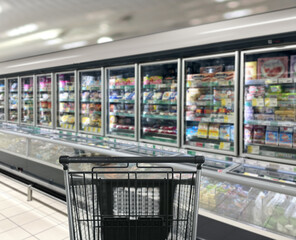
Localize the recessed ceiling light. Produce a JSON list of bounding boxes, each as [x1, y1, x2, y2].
[[97, 37, 113, 44], [39, 29, 63, 40], [45, 38, 63, 45], [0, 5, 3, 13], [6, 24, 38, 37], [62, 41, 88, 50], [223, 9, 253, 19], [215, 0, 227, 2]]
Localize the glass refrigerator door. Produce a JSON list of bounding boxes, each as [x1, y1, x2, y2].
[[107, 66, 135, 139], [140, 61, 179, 145], [21, 76, 34, 125], [37, 74, 52, 127], [0, 79, 5, 121], [184, 54, 237, 154], [57, 72, 75, 130], [79, 69, 102, 134], [242, 48, 296, 162], [8, 78, 18, 122]]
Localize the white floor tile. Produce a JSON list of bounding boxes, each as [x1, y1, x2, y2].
[[10, 210, 46, 226], [21, 217, 59, 235], [0, 226, 31, 240], [38, 205, 58, 215], [23, 236, 39, 240], [1, 204, 33, 218], [49, 211, 68, 223], [35, 225, 69, 240], [0, 219, 18, 233], [0, 214, 6, 221]]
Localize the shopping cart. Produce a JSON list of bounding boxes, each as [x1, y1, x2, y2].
[[59, 156, 204, 240]]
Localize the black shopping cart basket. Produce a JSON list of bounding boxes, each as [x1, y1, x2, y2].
[[59, 156, 204, 240]]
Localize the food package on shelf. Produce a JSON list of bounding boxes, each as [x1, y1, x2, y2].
[[208, 123, 220, 140], [219, 125, 231, 142], [186, 126, 198, 139], [253, 126, 266, 144], [279, 127, 293, 147], [265, 126, 279, 146], [125, 77, 135, 86], [245, 61, 257, 81], [258, 56, 288, 79], [197, 123, 209, 138], [290, 55, 296, 81], [186, 88, 201, 103]]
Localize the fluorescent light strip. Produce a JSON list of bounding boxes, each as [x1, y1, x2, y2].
[[201, 16, 296, 34], [6, 55, 79, 68]]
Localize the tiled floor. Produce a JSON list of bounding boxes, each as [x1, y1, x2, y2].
[[0, 173, 69, 240]]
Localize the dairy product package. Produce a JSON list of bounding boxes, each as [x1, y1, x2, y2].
[[208, 124, 220, 140]]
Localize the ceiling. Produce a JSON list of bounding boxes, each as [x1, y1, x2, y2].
[[0, 0, 295, 62]]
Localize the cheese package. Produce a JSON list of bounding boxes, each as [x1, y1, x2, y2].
[[258, 56, 288, 79], [208, 124, 220, 140], [291, 55, 296, 81], [279, 127, 293, 147], [245, 62, 257, 81], [265, 126, 279, 146], [197, 123, 209, 139]]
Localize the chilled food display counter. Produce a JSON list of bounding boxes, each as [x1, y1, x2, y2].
[[0, 78, 5, 121], [0, 123, 295, 239]]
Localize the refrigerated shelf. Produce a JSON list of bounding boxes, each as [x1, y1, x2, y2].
[[7, 78, 18, 123], [106, 65, 136, 140], [140, 60, 180, 146], [0, 79, 5, 121]]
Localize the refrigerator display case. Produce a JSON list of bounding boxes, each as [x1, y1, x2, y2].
[[106, 65, 136, 139], [20, 76, 34, 125], [139, 60, 180, 146], [8, 77, 19, 123], [241, 46, 296, 164], [56, 72, 76, 130], [0, 79, 5, 121], [183, 53, 238, 155], [36, 74, 53, 127], [229, 163, 296, 185], [79, 69, 102, 134]]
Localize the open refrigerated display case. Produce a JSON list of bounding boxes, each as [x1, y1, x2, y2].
[[0, 79, 5, 121], [8, 78, 19, 123], [20, 76, 34, 125], [106, 65, 136, 139], [139, 60, 180, 146], [56, 72, 75, 130], [241, 46, 296, 164], [79, 69, 102, 134], [183, 53, 238, 155], [37, 74, 53, 127]]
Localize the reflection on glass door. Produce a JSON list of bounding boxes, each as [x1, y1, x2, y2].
[[79, 69, 102, 134], [21, 76, 34, 125], [140, 61, 179, 145], [184, 54, 237, 154], [106, 66, 135, 139], [37, 74, 52, 127], [242, 47, 296, 162], [0, 79, 5, 121], [8, 78, 18, 122], [57, 72, 75, 130]]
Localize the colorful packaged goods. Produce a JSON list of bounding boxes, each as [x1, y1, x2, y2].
[[197, 123, 209, 138], [209, 124, 220, 140], [290, 55, 296, 81], [219, 125, 231, 141], [265, 126, 279, 146], [245, 61, 257, 81], [258, 56, 288, 79], [279, 127, 293, 147], [253, 126, 265, 144]]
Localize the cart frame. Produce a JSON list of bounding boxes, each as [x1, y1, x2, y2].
[[60, 156, 204, 240]]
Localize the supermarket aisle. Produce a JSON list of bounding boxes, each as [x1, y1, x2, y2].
[[0, 173, 69, 240]]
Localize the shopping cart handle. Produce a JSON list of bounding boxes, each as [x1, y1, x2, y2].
[[59, 155, 204, 167]]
